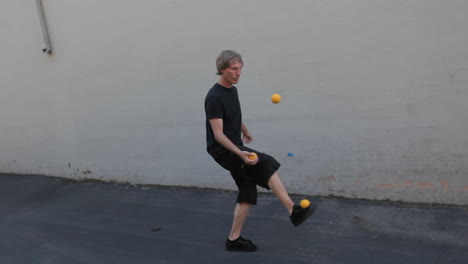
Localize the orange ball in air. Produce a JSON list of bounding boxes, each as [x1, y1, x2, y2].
[[271, 93, 281, 104]]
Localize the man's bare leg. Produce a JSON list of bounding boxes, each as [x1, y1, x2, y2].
[[229, 202, 251, 241], [268, 171, 295, 215]]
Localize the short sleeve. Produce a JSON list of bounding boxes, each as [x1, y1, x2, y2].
[[205, 96, 224, 119]]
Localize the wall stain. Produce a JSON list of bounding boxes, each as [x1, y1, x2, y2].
[[418, 182, 434, 189], [373, 179, 465, 191], [439, 179, 449, 189], [306, 176, 465, 193]]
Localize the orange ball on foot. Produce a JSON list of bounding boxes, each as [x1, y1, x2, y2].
[[300, 199, 311, 208]]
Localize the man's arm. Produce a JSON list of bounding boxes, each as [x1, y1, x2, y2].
[[209, 118, 257, 164]]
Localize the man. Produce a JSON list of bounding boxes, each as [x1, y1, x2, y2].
[[205, 50, 316, 252]]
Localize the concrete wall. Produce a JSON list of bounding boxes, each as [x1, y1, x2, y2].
[[1, 0, 467, 204]]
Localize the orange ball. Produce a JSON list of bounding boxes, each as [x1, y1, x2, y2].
[[248, 152, 258, 160], [271, 93, 281, 104], [300, 199, 310, 208]]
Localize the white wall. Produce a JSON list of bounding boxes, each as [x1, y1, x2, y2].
[[1, 0, 467, 204]]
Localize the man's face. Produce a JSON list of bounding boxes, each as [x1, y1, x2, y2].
[[221, 60, 243, 85]]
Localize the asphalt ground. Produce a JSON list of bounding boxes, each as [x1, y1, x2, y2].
[[1, 173, 467, 264]]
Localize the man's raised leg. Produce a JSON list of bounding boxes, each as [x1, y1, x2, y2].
[[268, 171, 317, 227], [268, 171, 294, 214]]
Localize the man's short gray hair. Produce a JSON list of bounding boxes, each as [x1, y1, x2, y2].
[[216, 50, 243, 75]]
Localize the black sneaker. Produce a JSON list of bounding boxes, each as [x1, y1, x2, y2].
[[290, 203, 317, 227], [225, 236, 257, 252]]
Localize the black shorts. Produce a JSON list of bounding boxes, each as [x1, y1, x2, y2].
[[210, 145, 281, 205]]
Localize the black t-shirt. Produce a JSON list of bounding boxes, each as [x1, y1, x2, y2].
[[205, 83, 243, 155]]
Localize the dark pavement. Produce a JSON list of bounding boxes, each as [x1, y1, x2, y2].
[[1, 173, 467, 264]]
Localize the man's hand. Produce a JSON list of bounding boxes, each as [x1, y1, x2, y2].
[[239, 151, 258, 165], [242, 131, 253, 144], [241, 123, 253, 144]]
